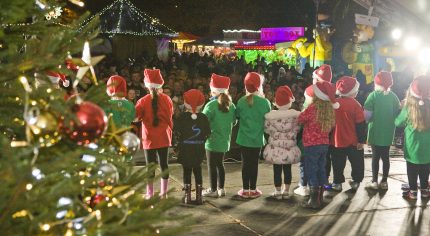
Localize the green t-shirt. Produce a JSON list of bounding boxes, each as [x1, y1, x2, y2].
[[236, 95, 271, 148], [395, 107, 430, 164], [203, 99, 236, 153], [104, 99, 136, 129], [364, 91, 400, 146]]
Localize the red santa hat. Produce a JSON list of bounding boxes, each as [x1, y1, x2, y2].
[[210, 73, 230, 94], [313, 81, 340, 109], [47, 71, 70, 87], [336, 76, 360, 97], [184, 89, 206, 119], [275, 86, 295, 109], [304, 85, 315, 101], [312, 64, 332, 83], [106, 75, 127, 97], [144, 69, 164, 89], [374, 71, 393, 95], [244, 72, 262, 93], [409, 76, 430, 106]]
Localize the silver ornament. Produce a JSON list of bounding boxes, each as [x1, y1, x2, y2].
[[121, 131, 140, 155]]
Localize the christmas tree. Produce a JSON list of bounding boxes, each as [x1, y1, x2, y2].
[[0, 1, 183, 235]]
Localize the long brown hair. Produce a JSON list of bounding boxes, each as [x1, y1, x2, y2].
[[406, 91, 430, 131], [314, 97, 335, 132], [218, 93, 232, 113], [150, 88, 160, 126], [246, 94, 253, 107]]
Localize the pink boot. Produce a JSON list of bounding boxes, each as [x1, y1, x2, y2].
[[160, 178, 169, 199], [145, 182, 154, 199]]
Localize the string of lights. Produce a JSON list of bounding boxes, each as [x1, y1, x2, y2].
[[78, 0, 177, 37]]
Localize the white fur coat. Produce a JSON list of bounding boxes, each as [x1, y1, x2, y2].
[[263, 109, 301, 165]]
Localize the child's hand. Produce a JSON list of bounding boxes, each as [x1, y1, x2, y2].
[[356, 143, 364, 150]]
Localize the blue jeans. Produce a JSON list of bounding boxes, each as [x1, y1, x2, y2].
[[304, 145, 329, 187]]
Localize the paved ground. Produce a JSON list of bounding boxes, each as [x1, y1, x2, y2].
[[135, 146, 429, 236]]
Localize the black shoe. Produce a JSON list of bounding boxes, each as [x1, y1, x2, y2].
[[302, 187, 321, 209], [196, 184, 203, 205], [183, 184, 192, 204]]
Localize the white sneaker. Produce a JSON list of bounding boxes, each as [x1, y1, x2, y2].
[[365, 181, 378, 190], [282, 189, 291, 199], [202, 188, 219, 198], [218, 188, 226, 197], [294, 185, 310, 196], [271, 189, 283, 199]]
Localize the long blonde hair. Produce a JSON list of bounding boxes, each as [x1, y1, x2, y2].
[[314, 97, 335, 132], [406, 91, 430, 131]]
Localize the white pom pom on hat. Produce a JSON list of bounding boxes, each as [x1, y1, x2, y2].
[[184, 89, 206, 120], [409, 76, 430, 106], [313, 81, 340, 109]]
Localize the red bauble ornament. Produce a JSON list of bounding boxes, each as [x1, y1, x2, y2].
[[88, 194, 106, 208], [66, 102, 107, 145]]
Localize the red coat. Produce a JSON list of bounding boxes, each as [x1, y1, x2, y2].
[[331, 97, 365, 148], [135, 93, 173, 149]]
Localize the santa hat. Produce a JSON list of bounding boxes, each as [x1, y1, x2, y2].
[[275, 86, 295, 109], [106, 75, 127, 97], [210, 73, 230, 94], [244, 72, 262, 93], [374, 71, 393, 95], [312, 64, 332, 83], [313, 81, 340, 109], [47, 71, 70, 87], [409, 76, 430, 106], [184, 89, 205, 120], [304, 85, 315, 101], [336, 76, 360, 97], [144, 69, 164, 89]]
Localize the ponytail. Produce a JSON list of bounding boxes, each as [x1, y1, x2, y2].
[[218, 93, 232, 113], [246, 94, 253, 107], [151, 88, 160, 127]]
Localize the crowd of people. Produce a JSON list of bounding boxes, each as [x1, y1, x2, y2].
[[99, 51, 430, 208]]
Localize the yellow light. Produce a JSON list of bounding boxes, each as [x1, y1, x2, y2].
[[19, 76, 28, 84], [80, 180, 85, 185], [26, 183, 33, 190], [41, 224, 51, 231], [65, 229, 73, 236]]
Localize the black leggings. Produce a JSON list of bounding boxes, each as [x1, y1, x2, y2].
[[206, 151, 225, 191], [144, 148, 169, 180], [371, 145, 390, 182], [183, 166, 202, 185], [273, 164, 292, 187], [241, 146, 261, 190], [407, 162, 430, 191]]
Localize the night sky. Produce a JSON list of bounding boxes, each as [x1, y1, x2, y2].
[[85, 0, 321, 36]]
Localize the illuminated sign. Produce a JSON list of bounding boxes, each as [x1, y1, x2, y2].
[[260, 27, 305, 42]]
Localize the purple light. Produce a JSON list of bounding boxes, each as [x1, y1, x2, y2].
[[260, 27, 305, 42]]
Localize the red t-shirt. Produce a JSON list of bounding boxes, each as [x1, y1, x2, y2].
[[135, 93, 173, 149], [331, 97, 365, 148], [298, 104, 331, 147]]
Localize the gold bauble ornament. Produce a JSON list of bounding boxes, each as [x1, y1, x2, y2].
[[25, 107, 61, 147]]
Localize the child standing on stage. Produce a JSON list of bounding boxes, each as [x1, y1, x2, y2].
[[331, 76, 366, 192], [105, 75, 136, 129], [202, 74, 236, 198], [295, 65, 333, 196], [298, 81, 338, 209], [135, 69, 174, 199], [175, 89, 211, 204], [264, 86, 301, 199], [364, 71, 400, 190], [236, 72, 271, 199], [395, 76, 430, 199]]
